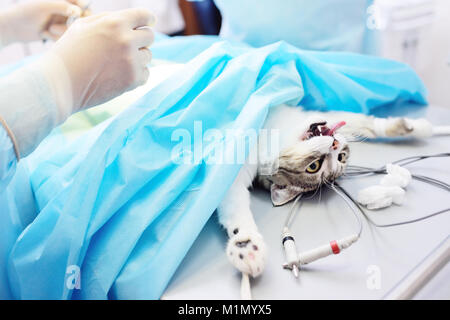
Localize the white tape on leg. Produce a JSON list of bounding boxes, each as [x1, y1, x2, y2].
[[373, 118, 388, 137]]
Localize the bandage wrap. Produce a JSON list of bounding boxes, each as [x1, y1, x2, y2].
[[404, 119, 433, 138], [381, 164, 412, 188], [358, 185, 406, 210], [0, 60, 64, 157], [358, 164, 411, 210], [373, 118, 390, 137]]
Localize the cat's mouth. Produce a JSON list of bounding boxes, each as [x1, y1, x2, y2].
[[301, 121, 346, 141]]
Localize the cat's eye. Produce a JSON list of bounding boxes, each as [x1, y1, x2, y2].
[[338, 152, 347, 163], [306, 160, 322, 174]]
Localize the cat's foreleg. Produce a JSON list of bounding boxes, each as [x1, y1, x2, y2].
[[324, 112, 433, 139], [370, 117, 433, 139], [217, 163, 267, 278]]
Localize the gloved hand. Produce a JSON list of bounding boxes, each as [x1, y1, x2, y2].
[[38, 8, 156, 120], [0, 8, 155, 158], [0, 0, 88, 46]]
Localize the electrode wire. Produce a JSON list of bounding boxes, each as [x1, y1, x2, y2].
[[284, 184, 363, 240], [334, 183, 450, 228], [328, 183, 364, 237], [344, 153, 450, 191], [284, 194, 303, 229]]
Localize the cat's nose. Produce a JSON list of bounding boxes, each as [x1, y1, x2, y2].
[[332, 139, 340, 150]]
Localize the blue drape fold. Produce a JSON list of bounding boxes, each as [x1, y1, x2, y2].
[[1, 39, 426, 299]]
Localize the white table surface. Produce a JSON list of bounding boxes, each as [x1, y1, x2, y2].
[[162, 105, 450, 300]]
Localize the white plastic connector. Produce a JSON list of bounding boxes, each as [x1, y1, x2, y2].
[[432, 126, 450, 136], [241, 273, 252, 300], [282, 227, 300, 278], [298, 234, 360, 265]]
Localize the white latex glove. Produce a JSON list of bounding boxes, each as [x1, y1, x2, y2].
[[0, 0, 86, 46], [39, 8, 156, 119], [0, 8, 155, 157]]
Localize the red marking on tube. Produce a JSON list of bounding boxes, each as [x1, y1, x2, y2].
[[330, 241, 340, 255]]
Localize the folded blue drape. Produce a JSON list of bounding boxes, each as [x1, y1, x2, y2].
[[2, 39, 427, 299]]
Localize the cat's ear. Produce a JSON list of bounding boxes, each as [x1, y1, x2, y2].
[[270, 184, 302, 207]]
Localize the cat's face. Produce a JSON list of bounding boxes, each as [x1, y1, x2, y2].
[[269, 117, 350, 206]]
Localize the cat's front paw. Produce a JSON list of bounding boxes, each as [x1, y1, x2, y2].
[[384, 118, 413, 137], [226, 229, 266, 278], [378, 118, 432, 138]]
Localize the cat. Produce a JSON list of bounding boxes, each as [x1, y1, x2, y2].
[[217, 104, 432, 277]]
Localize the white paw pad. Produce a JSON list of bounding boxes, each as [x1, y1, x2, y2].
[[226, 229, 266, 278]]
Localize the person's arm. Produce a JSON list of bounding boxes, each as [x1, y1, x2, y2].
[[0, 8, 155, 172], [0, 56, 67, 158]]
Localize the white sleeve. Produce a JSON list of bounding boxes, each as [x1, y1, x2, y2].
[[0, 122, 17, 190], [0, 56, 70, 158]]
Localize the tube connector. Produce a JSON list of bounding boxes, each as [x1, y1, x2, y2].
[[282, 227, 300, 278], [298, 234, 360, 265]]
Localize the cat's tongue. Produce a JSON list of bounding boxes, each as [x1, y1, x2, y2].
[[324, 121, 346, 136]]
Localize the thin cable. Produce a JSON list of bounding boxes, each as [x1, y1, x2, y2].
[[373, 208, 450, 228], [284, 194, 303, 229], [284, 186, 363, 237], [412, 174, 450, 190], [392, 153, 450, 167], [344, 153, 450, 191], [346, 168, 450, 190], [335, 183, 450, 228], [283, 190, 325, 229], [328, 183, 363, 237], [346, 153, 450, 176]]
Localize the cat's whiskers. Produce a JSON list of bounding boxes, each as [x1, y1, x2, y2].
[[303, 183, 322, 201], [323, 178, 335, 189], [318, 185, 324, 203], [343, 132, 368, 144], [319, 176, 335, 203]]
